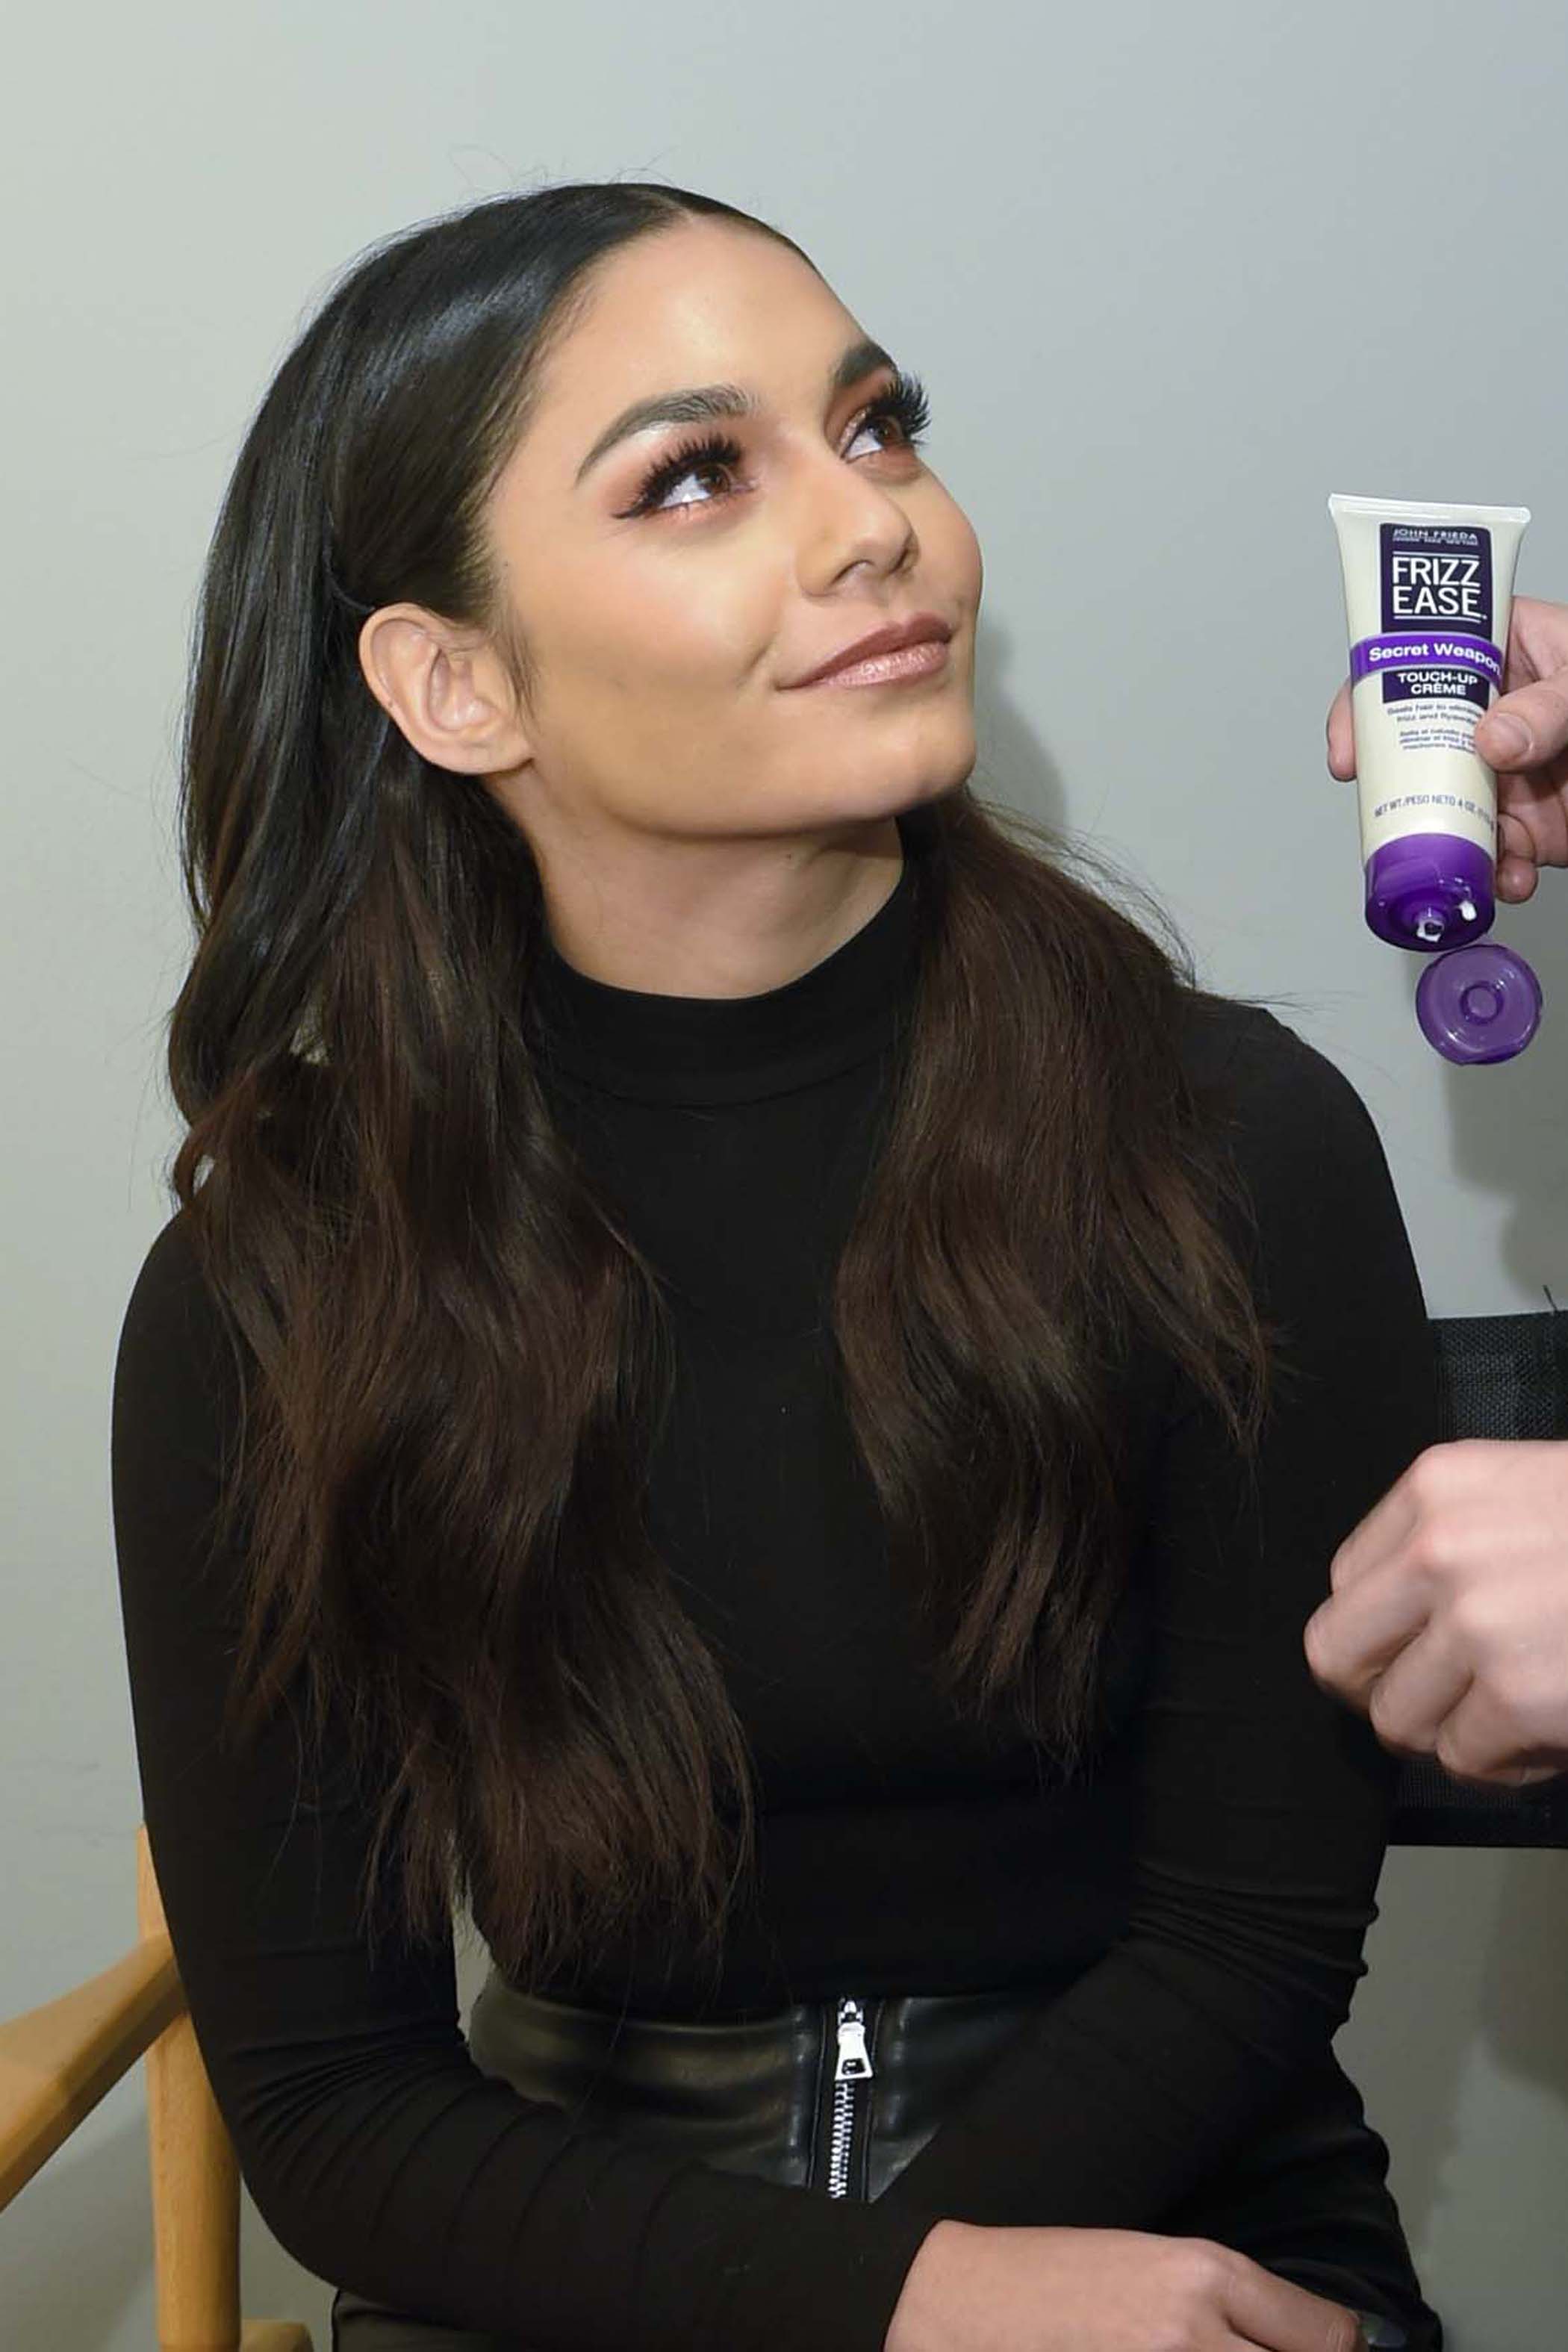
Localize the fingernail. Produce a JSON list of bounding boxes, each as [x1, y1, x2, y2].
[[1484, 714, 1531, 762], [1352, 2312, 1407, 2348]]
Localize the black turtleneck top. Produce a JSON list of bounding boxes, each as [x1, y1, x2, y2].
[[111, 833, 1443, 2350]]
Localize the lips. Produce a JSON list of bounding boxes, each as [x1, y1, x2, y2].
[[788, 614, 953, 688]]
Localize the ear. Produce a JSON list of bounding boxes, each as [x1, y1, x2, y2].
[[358, 603, 531, 775]]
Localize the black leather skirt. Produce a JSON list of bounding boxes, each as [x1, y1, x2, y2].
[[330, 1970, 1433, 2350]]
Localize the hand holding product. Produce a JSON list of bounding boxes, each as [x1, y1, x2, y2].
[[1326, 592, 1568, 906], [1328, 494, 1543, 1063]]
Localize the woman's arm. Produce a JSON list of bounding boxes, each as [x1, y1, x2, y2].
[[876, 1003, 1437, 2227], [111, 1212, 944, 2352]]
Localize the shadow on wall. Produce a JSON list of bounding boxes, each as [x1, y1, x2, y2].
[[4, 2103, 152, 2351], [1481, 1844, 1568, 2097], [1336, 1846, 1568, 2249]]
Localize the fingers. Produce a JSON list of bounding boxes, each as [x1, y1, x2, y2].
[[1495, 810, 1540, 902], [1326, 678, 1355, 780], [1496, 762, 1568, 870], [1320, 1462, 1425, 1595], [1419, 1678, 1564, 1788], [1495, 853, 1540, 903], [1225, 2252, 1368, 2351], [1358, 1626, 1472, 1758], [1476, 670, 1568, 772], [1304, 1565, 1433, 1711]]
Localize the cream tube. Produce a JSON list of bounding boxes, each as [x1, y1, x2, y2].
[[1328, 492, 1529, 951]]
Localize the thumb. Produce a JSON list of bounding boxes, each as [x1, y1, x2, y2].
[[1475, 670, 1568, 769]]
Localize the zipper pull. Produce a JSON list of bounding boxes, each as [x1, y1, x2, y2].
[[834, 1997, 874, 2081]]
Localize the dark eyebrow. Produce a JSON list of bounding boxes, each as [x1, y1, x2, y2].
[[573, 336, 897, 488]]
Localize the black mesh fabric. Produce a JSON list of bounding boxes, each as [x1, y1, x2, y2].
[[1388, 1310, 1568, 1848]]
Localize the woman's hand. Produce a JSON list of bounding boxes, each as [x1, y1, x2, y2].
[[883, 2218, 1366, 2352]]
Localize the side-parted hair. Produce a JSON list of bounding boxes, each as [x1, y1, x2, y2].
[[169, 178, 1275, 1994]]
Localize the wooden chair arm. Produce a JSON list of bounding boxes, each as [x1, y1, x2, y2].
[[4, 1829, 316, 2345], [0, 1931, 184, 2210]]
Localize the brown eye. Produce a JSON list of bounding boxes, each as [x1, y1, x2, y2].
[[620, 370, 931, 521]]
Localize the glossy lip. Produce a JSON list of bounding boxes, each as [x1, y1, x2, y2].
[[804, 639, 951, 690], [786, 613, 953, 689]]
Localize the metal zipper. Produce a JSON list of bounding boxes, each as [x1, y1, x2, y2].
[[824, 1995, 875, 2197]]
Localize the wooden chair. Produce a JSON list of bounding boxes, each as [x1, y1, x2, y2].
[[0, 1821, 312, 2352]]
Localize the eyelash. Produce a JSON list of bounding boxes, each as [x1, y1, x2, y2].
[[619, 369, 933, 520]]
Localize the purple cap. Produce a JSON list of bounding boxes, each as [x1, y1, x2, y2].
[[1415, 940, 1543, 1064], [1365, 835, 1495, 951]]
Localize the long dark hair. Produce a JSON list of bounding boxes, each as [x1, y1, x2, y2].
[[168, 178, 1276, 1992]]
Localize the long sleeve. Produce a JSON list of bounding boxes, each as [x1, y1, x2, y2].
[[111, 1212, 945, 2352], [875, 1006, 1439, 2230]]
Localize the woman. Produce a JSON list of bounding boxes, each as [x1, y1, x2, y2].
[[112, 178, 1442, 2352]]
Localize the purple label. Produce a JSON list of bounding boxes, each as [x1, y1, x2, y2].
[[1351, 632, 1504, 686], [1375, 522, 1496, 709]]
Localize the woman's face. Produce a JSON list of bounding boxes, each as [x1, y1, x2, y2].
[[479, 217, 983, 886]]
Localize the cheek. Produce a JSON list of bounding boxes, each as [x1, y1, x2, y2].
[[932, 494, 984, 609], [544, 598, 774, 795], [660, 568, 781, 684], [578, 567, 776, 700]]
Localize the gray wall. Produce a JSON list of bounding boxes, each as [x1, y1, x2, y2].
[[4, 3, 1565, 2345]]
